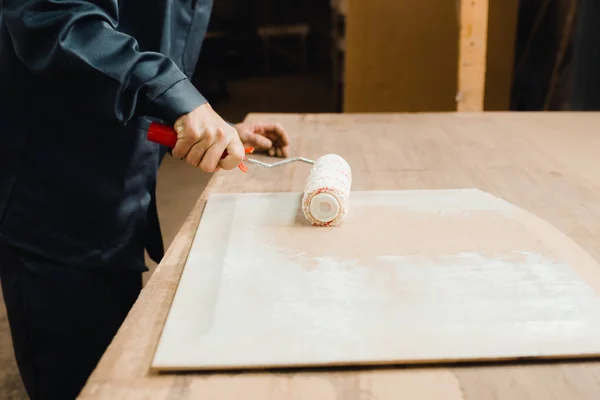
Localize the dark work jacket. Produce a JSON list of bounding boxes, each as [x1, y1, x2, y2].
[[0, 0, 213, 271]]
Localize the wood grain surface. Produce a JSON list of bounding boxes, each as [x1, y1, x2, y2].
[[80, 112, 600, 399]]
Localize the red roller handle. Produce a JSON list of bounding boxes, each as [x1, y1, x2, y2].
[[147, 122, 253, 172], [147, 122, 178, 148]]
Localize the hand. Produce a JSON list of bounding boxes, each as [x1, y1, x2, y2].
[[172, 103, 245, 172], [235, 121, 290, 158]]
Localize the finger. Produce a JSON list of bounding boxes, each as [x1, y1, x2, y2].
[[268, 147, 275, 157], [274, 123, 290, 146], [279, 144, 290, 158], [260, 122, 290, 146], [185, 140, 209, 167], [243, 133, 272, 150], [219, 137, 245, 170], [263, 130, 288, 151], [172, 123, 195, 159], [199, 128, 228, 172], [261, 132, 289, 158]]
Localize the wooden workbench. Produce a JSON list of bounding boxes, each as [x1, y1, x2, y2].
[[80, 112, 600, 399]]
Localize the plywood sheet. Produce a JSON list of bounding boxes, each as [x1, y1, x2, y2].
[[343, 0, 458, 112], [152, 189, 600, 371]]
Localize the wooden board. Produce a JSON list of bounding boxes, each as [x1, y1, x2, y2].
[[343, 0, 459, 112], [82, 113, 600, 399], [152, 188, 600, 371]]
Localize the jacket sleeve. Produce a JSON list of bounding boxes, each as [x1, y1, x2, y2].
[[3, 0, 207, 125]]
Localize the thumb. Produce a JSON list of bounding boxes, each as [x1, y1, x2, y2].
[[219, 137, 245, 170]]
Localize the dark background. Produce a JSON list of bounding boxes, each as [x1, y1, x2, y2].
[[189, 0, 600, 118]]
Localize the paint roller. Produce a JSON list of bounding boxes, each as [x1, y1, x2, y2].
[[147, 122, 352, 227], [301, 154, 351, 226]]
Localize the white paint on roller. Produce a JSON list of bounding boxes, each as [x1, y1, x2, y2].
[[302, 154, 352, 226]]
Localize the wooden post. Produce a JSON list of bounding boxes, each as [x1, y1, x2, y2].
[[457, 0, 489, 111]]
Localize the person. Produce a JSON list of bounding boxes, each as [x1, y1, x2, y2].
[[0, 0, 290, 399]]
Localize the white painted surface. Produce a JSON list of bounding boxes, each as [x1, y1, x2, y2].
[[152, 189, 600, 371]]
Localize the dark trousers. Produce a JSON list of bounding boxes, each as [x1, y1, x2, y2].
[[0, 244, 142, 400]]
